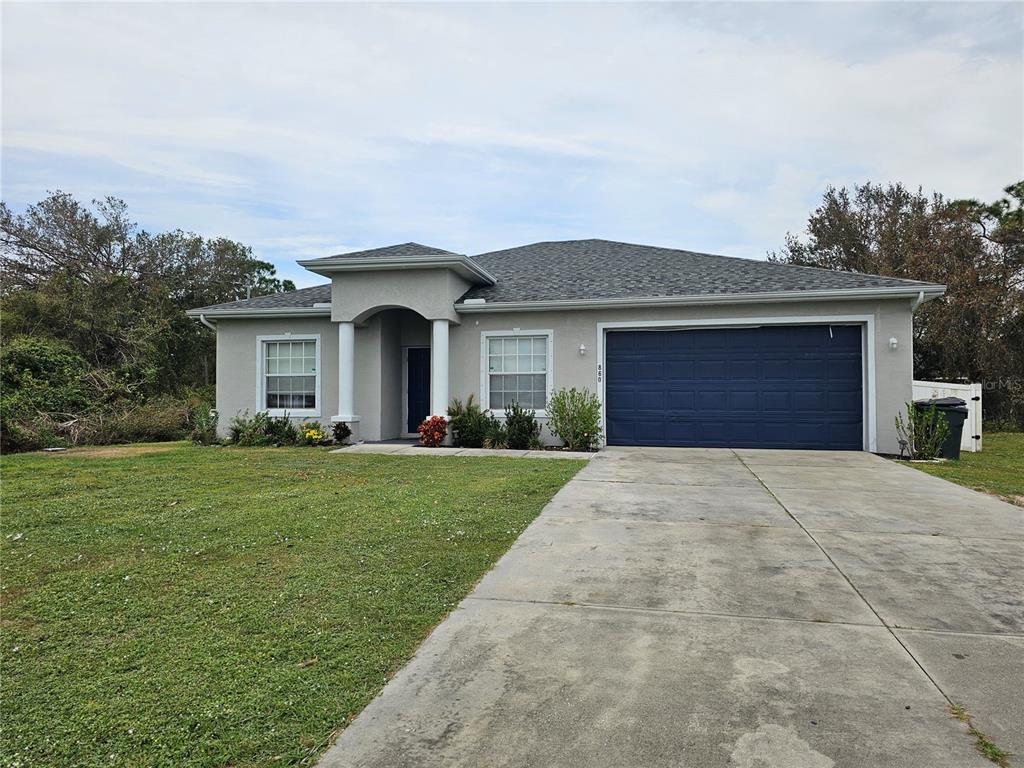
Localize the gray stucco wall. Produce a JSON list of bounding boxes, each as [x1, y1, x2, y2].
[[448, 298, 914, 453], [331, 269, 470, 323], [211, 297, 915, 452], [215, 316, 339, 433]]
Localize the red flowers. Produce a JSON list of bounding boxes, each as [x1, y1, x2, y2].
[[417, 416, 448, 447]]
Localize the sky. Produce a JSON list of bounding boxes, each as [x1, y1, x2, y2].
[[2, 2, 1022, 288]]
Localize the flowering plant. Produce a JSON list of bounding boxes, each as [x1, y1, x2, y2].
[[300, 421, 328, 446], [417, 415, 447, 447]]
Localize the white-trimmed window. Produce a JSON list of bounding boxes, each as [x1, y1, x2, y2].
[[256, 335, 321, 417], [481, 330, 553, 414]]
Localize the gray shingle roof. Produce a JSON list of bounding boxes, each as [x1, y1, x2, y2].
[[190, 283, 332, 313], [306, 242, 456, 262], [459, 239, 942, 304], [190, 238, 944, 314]]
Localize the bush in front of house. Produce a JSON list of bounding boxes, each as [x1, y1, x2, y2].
[[547, 387, 603, 452], [227, 411, 299, 446], [189, 406, 219, 445], [332, 421, 352, 445], [300, 421, 329, 446], [447, 395, 491, 448], [418, 415, 447, 447], [504, 402, 541, 450], [895, 402, 951, 460], [483, 414, 508, 449]]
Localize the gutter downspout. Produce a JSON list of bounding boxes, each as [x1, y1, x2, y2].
[[910, 290, 925, 312], [198, 313, 217, 331]]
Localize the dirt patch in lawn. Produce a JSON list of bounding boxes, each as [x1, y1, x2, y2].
[[48, 444, 178, 459]]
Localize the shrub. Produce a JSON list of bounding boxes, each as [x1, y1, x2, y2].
[[547, 387, 602, 451], [483, 415, 507, 449], [447, 395, 490, 448], [332, 421, 352, 444], [0, 336, 90, 418], [895, 402, 951, 460], [300, 421, 329, 446], [418, 415, 447, 447], [227, 411, 299, 446], [265, 415, 299, 445], [189, 406, 219, 445], [504, 402, 540, 450], [114, 396, 191, 442]]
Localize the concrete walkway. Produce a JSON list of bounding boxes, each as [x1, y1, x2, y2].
[[319, 447, 1023, 768]]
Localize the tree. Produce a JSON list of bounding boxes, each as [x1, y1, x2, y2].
[[770, 182, 1024, 426], [1, 191, 295, 393]]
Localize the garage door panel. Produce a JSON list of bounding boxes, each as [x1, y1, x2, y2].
[[606, 326, 863, 450], [792, 390, 828, 411], [727, 359, 759, 378], [667, 390, 696, 410], [729, 390, 759, 410], [763, 391, 791, 411]]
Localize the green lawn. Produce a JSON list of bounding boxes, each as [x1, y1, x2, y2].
[[0, 443, 584, 767], [902, 432, 1024, 504]]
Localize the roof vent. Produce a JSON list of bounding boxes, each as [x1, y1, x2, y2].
[[463, 298, 487, 305]]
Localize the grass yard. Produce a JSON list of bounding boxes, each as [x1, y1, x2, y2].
[[0, 443, 584, 767], [903, 432, 1024, 505]]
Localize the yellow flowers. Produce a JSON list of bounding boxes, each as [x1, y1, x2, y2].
[[303, 426, 326, 443]]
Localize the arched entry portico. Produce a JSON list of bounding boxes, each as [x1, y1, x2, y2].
[[333, 304, 452, 441], [295, 255, 492, 442]]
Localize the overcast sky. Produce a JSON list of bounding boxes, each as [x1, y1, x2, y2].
[[3, 2, 1021, 287]]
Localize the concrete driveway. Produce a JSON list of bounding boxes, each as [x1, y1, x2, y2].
[[320, 448, 1023, 768]]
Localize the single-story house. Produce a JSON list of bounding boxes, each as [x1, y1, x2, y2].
[[187, 239, 946, 452]]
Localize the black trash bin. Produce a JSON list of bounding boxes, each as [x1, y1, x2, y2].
[[913, 397, 968, 460]]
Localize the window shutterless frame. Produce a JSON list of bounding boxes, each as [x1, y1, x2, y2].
[[479, 329, 554, 417], [255, 334, 322, 418]]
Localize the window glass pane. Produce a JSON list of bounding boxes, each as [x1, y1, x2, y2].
[[486, 337, 549, 410], [265, 337, 317, 410]]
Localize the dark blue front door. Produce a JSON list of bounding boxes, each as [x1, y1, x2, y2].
[[605, 325, 863, 449], [407, 348, 431, 433]]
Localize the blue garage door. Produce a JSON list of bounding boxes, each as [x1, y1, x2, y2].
[[605, 325, 863, 449]]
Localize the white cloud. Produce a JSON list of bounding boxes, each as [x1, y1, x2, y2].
[[2, 2, 1020, 287]]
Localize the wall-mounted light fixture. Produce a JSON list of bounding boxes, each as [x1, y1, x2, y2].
[[578, 343, 587, 357], [889, 337, 899, 350]]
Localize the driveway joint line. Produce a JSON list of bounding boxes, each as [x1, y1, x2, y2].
[[574, 478, 761, 489], [540, 518, 794, 528], [891, 626, 1024, 639], [465, 595, 886, 629], [537, 515, 800, 530], [730, 449, 959, 710], [802, 527, 1024, 542]]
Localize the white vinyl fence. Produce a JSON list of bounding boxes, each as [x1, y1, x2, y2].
[[912, 380, 983, 452]]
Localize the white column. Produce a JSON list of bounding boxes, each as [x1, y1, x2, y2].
[[333, 321, 357, 422], [431, 319, 449, 417]]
